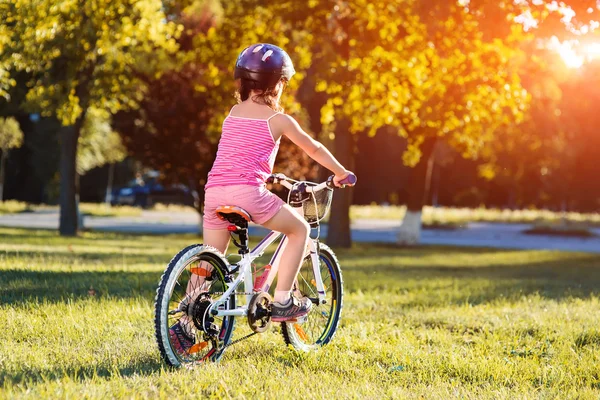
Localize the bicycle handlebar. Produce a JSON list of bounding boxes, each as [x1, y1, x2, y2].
[[267, 172, 357, 192]]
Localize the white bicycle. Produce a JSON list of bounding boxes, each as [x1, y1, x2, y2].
[[154, 172, 356, 367]]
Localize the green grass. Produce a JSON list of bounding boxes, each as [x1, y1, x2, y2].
[[79, 203, 142, 218], [1, 228, 600, 398], [0, 201, 143, 218], [0, 201, 33, 214], [0, 202, 190, 218], [351, 204, 600, 227]]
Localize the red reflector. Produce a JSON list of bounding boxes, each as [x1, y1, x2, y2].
[[227, 225, 237, 232]]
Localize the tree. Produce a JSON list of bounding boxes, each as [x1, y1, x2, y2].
[[1, 0, 181, 235], [380, 0, 600, 243], [112, 0, 227, 228], [286, 0, 599, 246], [462, 1, 600, 211], [114, 63, 219, 224], [115, 0, 316, 231], [393, 2, 530, 244], [476, 46, 567, 209], [265, 0, 433, 247], [263, 0, 528, 246], [0, 117, 23, 200]]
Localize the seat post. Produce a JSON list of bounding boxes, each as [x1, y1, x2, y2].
[[228, 224, 249, 255], [216, 206, 253, 255], [237, 225, 249, 255]]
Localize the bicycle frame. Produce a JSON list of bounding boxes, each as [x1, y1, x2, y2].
[[210, 208, 327, 318]]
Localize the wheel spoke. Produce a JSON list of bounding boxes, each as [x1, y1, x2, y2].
[[299, 274, 317, 297]]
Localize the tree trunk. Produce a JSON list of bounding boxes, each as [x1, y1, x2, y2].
[[397, 137, 438, 245], [105, 162, 115, 205], [0, 150, 6, 202], [326, 120, 354, 248], [59, 65, 92, 236], [59, 124, 82, 236]]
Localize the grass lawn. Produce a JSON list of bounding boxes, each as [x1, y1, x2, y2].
[[1, 227, 600, 399], [0, 201, 144, 218]]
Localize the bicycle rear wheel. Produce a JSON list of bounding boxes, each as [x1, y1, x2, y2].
[[281, 242, 343, 351], [155, 244, 235, 367]]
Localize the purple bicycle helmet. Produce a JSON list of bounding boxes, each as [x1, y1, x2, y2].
[[234, 43, 295, 89]]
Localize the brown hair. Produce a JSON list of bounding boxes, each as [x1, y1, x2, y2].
[[235, 79, 286, 112]]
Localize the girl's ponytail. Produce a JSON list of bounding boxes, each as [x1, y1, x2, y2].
[[235, 79, 285, 113]]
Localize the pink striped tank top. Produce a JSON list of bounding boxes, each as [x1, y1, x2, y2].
[[206, 110, 280, 189]]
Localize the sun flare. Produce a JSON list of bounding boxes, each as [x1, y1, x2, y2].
[[558, 42, 584, 68], [551, 38, 600, 69]]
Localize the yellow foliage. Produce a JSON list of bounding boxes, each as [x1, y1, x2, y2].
[[78, 107, 127, 174], [256, 0, 529, 165], [0, 117, 24, 150], [478, 163, 498, 181], [1, 0, 533, 171], [1, 0, 181, 126]]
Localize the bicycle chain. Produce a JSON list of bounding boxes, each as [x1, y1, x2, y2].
[[222, 331, 258, 349], [209, 292, 257, 296]]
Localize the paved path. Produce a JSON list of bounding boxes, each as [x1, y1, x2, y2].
[[1, 210, 599, 253]]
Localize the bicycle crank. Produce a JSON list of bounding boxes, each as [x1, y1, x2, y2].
[[247, 291, 272, 333]]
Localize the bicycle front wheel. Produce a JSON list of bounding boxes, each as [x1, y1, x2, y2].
[[281, 242, 343, 351]]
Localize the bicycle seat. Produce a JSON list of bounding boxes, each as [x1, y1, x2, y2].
[[216, 205, 253, 227]]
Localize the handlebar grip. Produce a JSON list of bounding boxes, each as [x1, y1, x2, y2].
[[339, 173, 357, 186], [326, 173, 357, 189]]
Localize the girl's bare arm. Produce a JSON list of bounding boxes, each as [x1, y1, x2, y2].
[[277, 115, 349, 179]]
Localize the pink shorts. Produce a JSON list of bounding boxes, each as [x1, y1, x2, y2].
[[203, 185, 285, 229]]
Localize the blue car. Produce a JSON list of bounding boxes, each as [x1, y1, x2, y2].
[[111, 174, 198, 208]]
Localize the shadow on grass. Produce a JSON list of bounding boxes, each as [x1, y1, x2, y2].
[[2, 233, 600, 307], [3, 246, 600, 307], [0, 269, 162, 304], [0, 248, 177, 264], [0, 226, 199, 243], [338, 244, 600, 305], [0, 354, 164, 386]]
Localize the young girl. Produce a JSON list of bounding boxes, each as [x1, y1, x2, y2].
[[170, 43, 354, 351]]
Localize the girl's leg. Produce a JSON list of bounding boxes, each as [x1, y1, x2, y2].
[[203, 228, 231, 253], [261, 204, 310, 303], [187, 228, 230, 293]]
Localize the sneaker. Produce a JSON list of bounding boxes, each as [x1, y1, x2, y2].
[[271, 295, 313, 322], [169, 321, 195, 354]]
